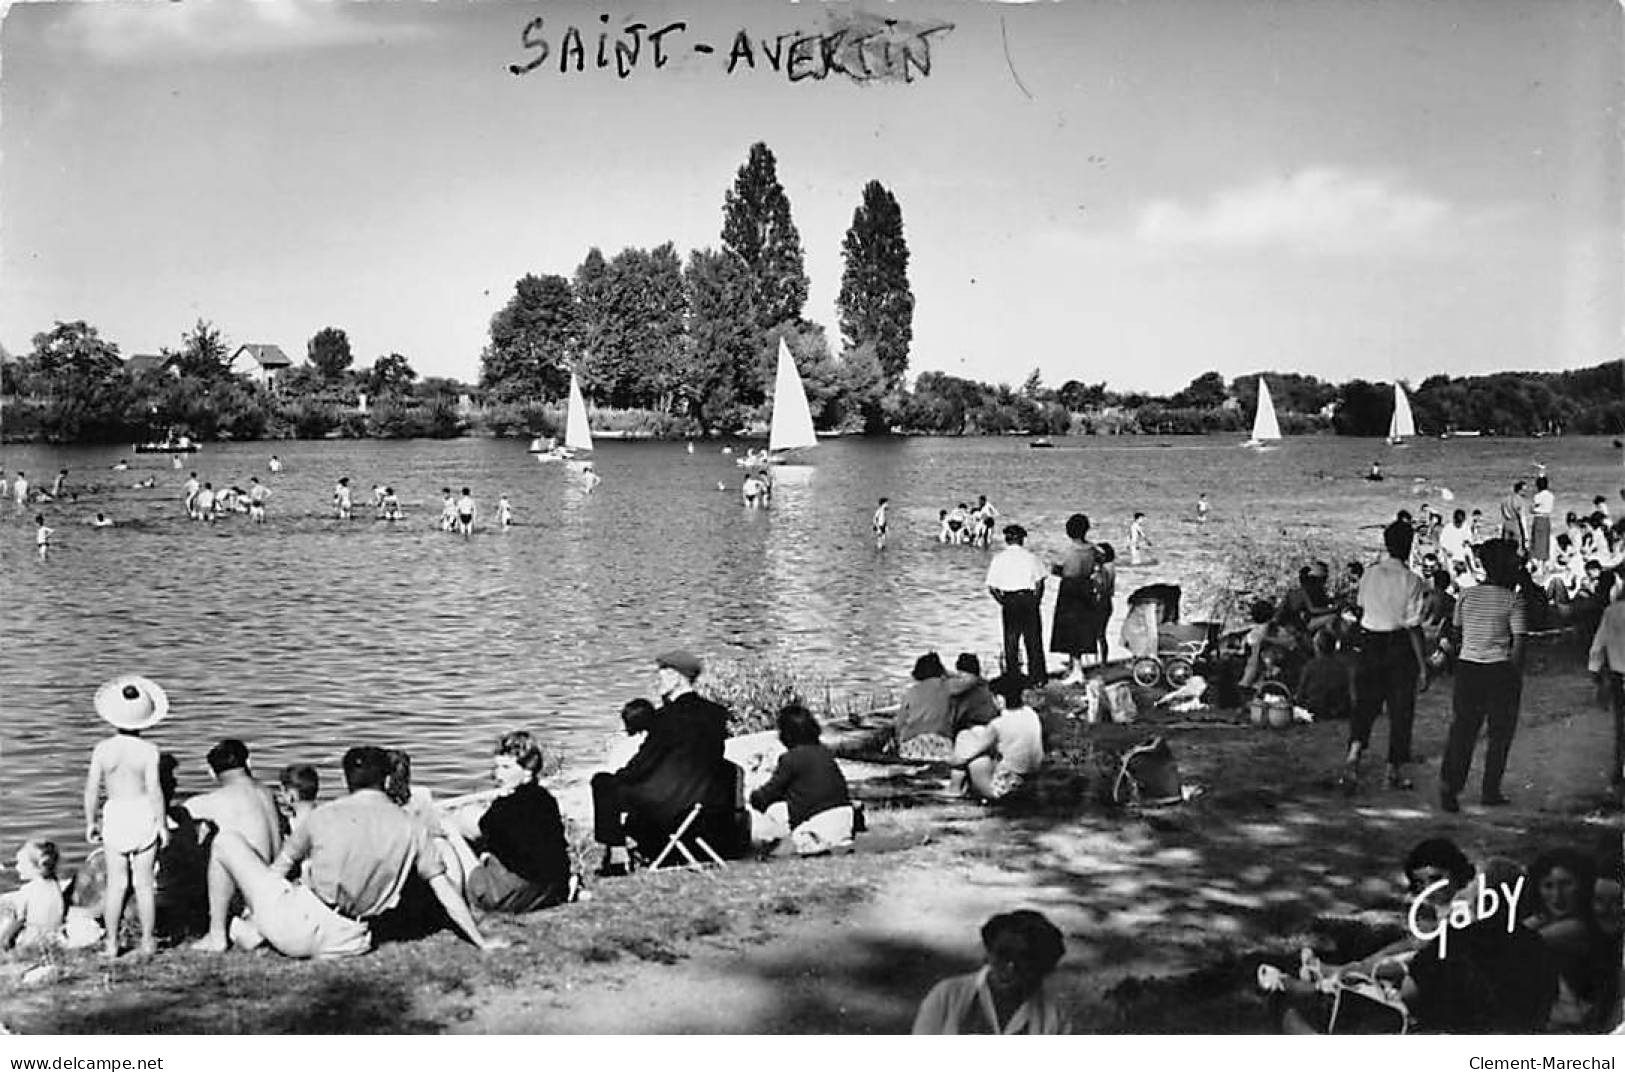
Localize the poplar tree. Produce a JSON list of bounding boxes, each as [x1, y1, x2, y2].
[[837, 180, 914, 387], [721, 142, 809, 342]]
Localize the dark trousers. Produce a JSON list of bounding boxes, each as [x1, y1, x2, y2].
[[1440, 660, 1521, 797], [1349, 629, 1418, 765], [590, 772, 667, 850], [999, 590, 1046, 684]]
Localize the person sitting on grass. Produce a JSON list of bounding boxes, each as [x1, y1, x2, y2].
[[913, 909, 1070, 1034], [0, 840, 65, 952], [277, 764, 320, 837], [893, 652, 955, 762], [748, 705, 855, 858], [947, 653, 999, 735], [441, 731, 575, 914], [1265, 843, 1555, 1034], [1296, 630, 1355, 721], [951, 675, 1044, 804], [196, 745, 505, 958], [1239, 600, 1295, 690], [1521, 849, 1619, 1031]]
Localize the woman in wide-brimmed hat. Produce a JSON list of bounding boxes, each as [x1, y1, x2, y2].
[[84, 674, 170, 958]]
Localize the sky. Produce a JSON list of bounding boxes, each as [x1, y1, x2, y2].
[[1, 0, 1620, 395]]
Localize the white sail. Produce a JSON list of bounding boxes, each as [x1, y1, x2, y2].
[[1250, 377, 1282, 442], [1388, 382, 1416, 441], [564, 372, 593, 453], [767, 338, 818, 455]]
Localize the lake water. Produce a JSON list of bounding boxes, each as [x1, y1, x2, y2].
[[2, 432, 1620, 861]]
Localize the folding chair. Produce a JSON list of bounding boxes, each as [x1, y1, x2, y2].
[[646, 803, 728, 873]]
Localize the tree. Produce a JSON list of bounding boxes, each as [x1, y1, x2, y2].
[[1056, 380, 1107, 411], [31, 320, 122, 383], [480, 274, 577, 402], [721, 142, 809, 336], [365, 353, 418, 398], [1021, 368, 1045, 400], [171, 319, 233, 382], [578, 243, 687, 409], [837, 180, 915, 387], [1172, 371, 1228, 409], [308, 327, 354, 381], [681, 248, 757, 434]]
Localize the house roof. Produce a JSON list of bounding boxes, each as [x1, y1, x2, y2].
[[233, 344, 292, 369], [124, 353, 173, 376]]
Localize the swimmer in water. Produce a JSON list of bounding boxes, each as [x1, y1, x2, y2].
[[268, 455, 283, 474], [111, 460, 129, 472], [88, 513, 115, 528], [582, 465, 601, 494], [35, 514, 53, 560], [1197, 492, 1210, 524], [439, 488, 457, 532], [496, 495, 513, 528], [455, 487, 476, 536], [873, 497, 889, 549], [334, 477, 353, 520], [379, 486, 402, 521], [247, 477, 270, 523]]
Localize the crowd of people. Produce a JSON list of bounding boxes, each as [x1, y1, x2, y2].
[[0, 648, 868, 963]]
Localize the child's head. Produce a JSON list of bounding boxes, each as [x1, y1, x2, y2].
[[279, 763, 320, 803], [620, 697, 657, 736], [206, 738, 250, 777], [989, 674, 1027, 710], [878, 497, 888, 506], [14, 840, 58, 882], [775, 704, 823, 749], [1250, 599, 1275, 625], [33, 514, 43, 526]]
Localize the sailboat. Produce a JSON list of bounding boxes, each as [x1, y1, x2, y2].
[[1387, 382, 1416, 445], [532, 372, 594, 462], [739, 339, 818, 467], [1242, 377, 1282, 449]]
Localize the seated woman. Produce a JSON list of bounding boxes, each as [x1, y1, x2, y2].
[[946, 653, 998, 734], [1522, 849, 1619, 1031], [440, 732, 574, 913], [748, 705, 855, 857], [913, 909, 1070, 1034], [951, 675, 1044, 803], [1264, 838, 1477, 1029], [1295, 630, 1355, 721], [1239, 600, 1296, 690], [893, 652, 954, 761]]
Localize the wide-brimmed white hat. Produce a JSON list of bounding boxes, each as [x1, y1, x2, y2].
[[94, 675, 170, 731]]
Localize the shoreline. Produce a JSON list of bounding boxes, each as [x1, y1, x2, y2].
[[2, 640, 1618, 1034]]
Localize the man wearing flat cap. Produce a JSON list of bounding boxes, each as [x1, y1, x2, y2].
[[590, 649, 739, 875]]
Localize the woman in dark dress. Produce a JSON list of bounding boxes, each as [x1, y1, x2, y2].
[[1049, 513, 1099, 685]]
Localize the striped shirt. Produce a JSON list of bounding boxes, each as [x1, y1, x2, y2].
[[1451, 585, 1527, 664]]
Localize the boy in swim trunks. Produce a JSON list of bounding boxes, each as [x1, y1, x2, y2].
[[456, 487, 477, 535], [34, 514, 52, 561], [83, 675, 171, 958], [334, 477, 353, 520], [248, 477, 270, 523]]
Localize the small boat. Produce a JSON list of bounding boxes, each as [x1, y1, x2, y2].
[[1386, 382, 1416, 445], [738, 339, 818, 467], [534, 373, 594, 462], [134, 434, 200, 454], [1241, 377, 1281, 449], [1030, 438, 1055, 449]]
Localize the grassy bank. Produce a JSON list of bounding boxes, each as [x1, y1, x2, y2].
[[2, 641, 1617, 1034]]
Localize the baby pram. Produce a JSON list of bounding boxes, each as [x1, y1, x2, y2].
[[1121, 584, 1215, 688]]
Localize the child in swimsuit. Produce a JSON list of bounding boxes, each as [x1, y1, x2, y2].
[[456, 488, 477, 535], [380, 487, 403, 521], [440, 489, 457, 532], [334, 478, 353, 520], [497, 496, 514, 528], [35, 514, 52, 561], [84, 676, 170, 958]]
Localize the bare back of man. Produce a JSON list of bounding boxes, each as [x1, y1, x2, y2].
[[188, 771, 283, 951]]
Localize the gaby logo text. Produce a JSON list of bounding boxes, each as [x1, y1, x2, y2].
[[1406, 871, 1525, 959]]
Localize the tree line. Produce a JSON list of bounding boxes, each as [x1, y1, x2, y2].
[[2, 139, 1618, 442]]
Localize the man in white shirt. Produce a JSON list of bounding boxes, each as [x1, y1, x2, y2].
[[985, 524, 1048, 686], [1438, 508, 1475, 573], [1344, 520, 1429, 794]]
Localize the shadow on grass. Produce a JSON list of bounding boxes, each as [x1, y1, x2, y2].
[[32, 964, 442, 1034]]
